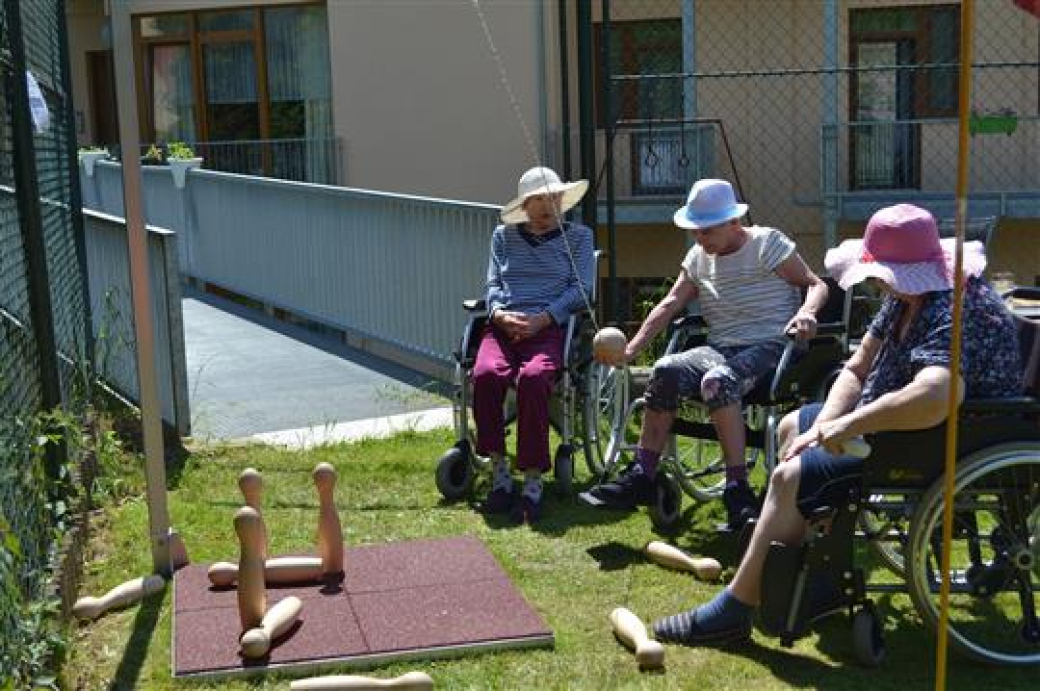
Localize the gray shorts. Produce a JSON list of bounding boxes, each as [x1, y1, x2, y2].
[[643, 341, 787, 412]]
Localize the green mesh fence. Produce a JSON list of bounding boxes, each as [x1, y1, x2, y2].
[[594, 1, 1040, 322], [0, 0, 89, 681]]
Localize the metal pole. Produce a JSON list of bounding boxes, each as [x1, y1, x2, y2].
[[5, 0, 65, 481], [557, 0, 572, 179], [576, 0, 596, 230], [822, 0, 839, 250], [600, 0, 617, 323], [110, 2, 173, 576], [935, 2, 975, 688]]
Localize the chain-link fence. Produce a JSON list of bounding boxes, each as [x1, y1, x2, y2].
[[1, 0, 90, 681], [590, 0, 1040, 323]]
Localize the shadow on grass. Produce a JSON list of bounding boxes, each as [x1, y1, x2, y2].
[[107, 586, 164, 691], [585, 540, 644, 571]]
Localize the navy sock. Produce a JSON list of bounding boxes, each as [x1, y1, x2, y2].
[[725, 462, 748, 485], [635, 447, 661, 479], [653, 588, 753, 645]]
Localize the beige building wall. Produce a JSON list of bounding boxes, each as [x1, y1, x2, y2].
[[66, 0, 109, 147], [325, 1, 550, 204]]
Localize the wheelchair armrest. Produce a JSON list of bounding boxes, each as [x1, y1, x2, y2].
[[961, 396, 1040, 414], [815, 323, 846, 338], [1004, 286, 1040, 301], [463, 298, 487, 313], [671, 314, 707, 330]]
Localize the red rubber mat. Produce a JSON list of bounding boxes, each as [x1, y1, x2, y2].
[[172, 535, 552, 679]]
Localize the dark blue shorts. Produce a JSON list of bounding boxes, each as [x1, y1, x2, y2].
[[795, 403, 864, 519]]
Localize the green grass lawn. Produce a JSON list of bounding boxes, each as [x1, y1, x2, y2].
[[66, 428, 1038, 690]]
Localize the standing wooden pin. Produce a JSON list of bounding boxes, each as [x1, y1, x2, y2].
[[238, 467, 263, 510], [240, 595, 303, 658], [234, 506, 267, 631], [290, 671, 434, 690], [610, 607, 665, 670], [313, 463, 344, 575], [644, 541, 723, 581]]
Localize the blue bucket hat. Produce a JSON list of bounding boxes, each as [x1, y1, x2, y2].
[[673, 179, 749, 230]]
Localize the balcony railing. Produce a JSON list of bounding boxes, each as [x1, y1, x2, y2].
[[193, 138, 343, 185]]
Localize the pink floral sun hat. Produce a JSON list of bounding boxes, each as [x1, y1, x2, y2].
[[825, 204, 986, 295]]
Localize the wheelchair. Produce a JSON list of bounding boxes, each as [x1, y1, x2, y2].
[[755, 313, 1040, 667], [434, 258, 626, 501], [597, 279, 848, 531]]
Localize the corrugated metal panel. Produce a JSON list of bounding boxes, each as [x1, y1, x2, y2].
[[82, 210, 187, 433]]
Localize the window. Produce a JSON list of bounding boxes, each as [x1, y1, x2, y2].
[[847, 5, 959, 190], [595, 19, 682, 128], [134, 4, 333, 180], [850, 5, 960, 120]]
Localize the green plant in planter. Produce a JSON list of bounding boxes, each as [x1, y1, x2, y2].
[[167, 141, 196, 160], [141, 143, 165, 165]]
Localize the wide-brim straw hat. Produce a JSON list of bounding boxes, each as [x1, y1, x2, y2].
[[501, 166, 589, 224], [674, 178, 749, 230], [825, 204, 986, 295]]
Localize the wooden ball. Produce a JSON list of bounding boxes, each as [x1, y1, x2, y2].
[[593, 327, 627, 361]]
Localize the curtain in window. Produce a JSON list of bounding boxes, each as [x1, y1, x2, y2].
[[152, 44, 195, 143], [264, 5, 333, 183]]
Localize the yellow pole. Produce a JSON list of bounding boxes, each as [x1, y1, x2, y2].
[[936, 1, 975, 688]]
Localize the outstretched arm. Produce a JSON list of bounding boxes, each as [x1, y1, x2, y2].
[[622, 269, 699, 363]]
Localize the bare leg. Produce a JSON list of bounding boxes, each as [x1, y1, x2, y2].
[[637, 407, 676, 453], [776, 410, 799, 461], [728, 459, 807, 605], [711, 403, 746, 467]]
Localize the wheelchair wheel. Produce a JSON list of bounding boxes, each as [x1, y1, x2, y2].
[[649, 471, 683, 533], [579, 363, 628, 476], [858, 492, 912, 578], [852, 603, 885, 667], [670, 403, 760, 503], [435, 443, 475, 501], [906, 444, 1040, 666], [554, 444, 574, 496]]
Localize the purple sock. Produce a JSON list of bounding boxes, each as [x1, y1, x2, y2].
[[725, 462, 748, 485], [635, 447, 661, 479]]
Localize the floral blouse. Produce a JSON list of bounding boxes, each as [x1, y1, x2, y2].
[[861, 277, 1022, 404]]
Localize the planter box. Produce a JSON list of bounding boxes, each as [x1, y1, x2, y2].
[[78, 151, 107, 176], [170, 157, 203, 188]]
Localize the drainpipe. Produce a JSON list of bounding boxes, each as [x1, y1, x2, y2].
[[822, 0, 840, 250], [558, 0, 572, 178], [682, 0, 697, 253], [576, 0, 596, 230], [536, 0, 548, 162], [601, 0, 617, 322]]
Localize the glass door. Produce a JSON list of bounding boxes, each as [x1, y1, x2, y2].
[[850, 40, 919, 190]]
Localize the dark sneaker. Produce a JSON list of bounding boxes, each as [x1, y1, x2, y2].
[[588, 463, 653, 509], [483, 486, 514, 514], [511, 494, 543, 524], [652, 608, 753, 647], [723, 482, 759, 531]]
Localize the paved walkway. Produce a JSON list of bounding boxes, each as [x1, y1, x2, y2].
[[182, 288, 452, 446]]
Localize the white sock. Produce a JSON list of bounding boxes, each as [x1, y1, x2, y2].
[[523, 471, 543, 501], [492, 454, 512, 492]]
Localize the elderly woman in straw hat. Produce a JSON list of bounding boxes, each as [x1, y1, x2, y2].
[[472, 166, 594, 524], [651, 203, 1022, 648]]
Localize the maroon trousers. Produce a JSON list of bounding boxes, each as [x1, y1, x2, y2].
[[472, 325, 564, 472]]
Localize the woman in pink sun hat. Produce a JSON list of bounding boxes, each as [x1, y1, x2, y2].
[[651, 203, 1023, 649]]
